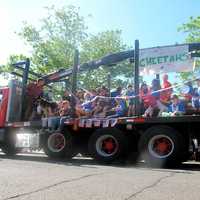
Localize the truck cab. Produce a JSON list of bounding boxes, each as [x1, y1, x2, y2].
[[0, 80, 22, 126], [0, 87, 9, 127], [0, 80, 24, 152]]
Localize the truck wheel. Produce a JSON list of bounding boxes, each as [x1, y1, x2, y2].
[[1, 132, 19, 156], [88, 128, 127, 163], [43, 130, 75, 159], [1, 144, 20, 156], [138, 126, 184, 167]]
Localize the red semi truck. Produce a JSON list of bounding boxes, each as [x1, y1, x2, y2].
[[0, 41, 200, 167]]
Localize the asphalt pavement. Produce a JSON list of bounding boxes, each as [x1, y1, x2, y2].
[[0, 153, 200, 200]]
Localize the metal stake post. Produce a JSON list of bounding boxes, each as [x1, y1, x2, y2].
[[21, 58, 30, 120], [71, 49, 79, 118], [134, 40, 140, 116]]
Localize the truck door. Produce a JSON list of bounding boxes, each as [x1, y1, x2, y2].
[[0, 88, 9, 127]]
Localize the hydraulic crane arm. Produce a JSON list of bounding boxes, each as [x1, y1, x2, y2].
[[42, 49, 134, 84], [10, 42, 200, 86], [41, 42, 200, 85]]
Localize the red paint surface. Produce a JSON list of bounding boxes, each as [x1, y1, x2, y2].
[[0, 88, 9, 127]]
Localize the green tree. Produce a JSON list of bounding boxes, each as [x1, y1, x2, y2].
[[178, 16, 200, 43], [6, 5, 131, 91], [18, 5, 87, 73], [178, 16, 200, 81], [79, 30, 132, 89]]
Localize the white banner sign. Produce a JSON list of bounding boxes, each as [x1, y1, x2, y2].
[[139, 44, 194, 75]]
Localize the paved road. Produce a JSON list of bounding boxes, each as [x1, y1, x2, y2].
[[0, 153, 200, 200]]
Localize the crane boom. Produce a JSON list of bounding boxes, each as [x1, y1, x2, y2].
[[10, 42, 200, 86], [42, 49, 134, 84]]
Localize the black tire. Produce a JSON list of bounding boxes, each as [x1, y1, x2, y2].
[[1, 144, 20, 156], [1, 131, 19, 156], [88, 128, 127, 163], [138, 125, 184, 167], [43, 130, 75, 159]]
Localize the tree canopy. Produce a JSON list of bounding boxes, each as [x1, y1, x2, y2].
[[5, 5, 131, 90], [178, 16, 200, 43], [178, 16, 200, 80], [18, 5, 87, 73], [79, 30, 132, 89]]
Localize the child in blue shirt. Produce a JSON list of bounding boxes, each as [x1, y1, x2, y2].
[[191, 88, 200, 111], [168, 95, 185, 116], [107, 98, 127, 118], [116, 99, 127, 116]]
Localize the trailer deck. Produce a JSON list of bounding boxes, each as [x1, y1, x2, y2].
[[4, 114, 200, 129]]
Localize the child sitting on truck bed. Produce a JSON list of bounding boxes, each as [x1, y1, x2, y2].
[[107, 98, 127, 118], [92, 87, 111, 117], [160, 74, 173, 106], [140, 82, 157, 117], [75, 92, 95, 117], [191, 88, 200, 111], [151, 79, 168, 116], [168, 94, 185, 116], [42, 100, 72, 130]]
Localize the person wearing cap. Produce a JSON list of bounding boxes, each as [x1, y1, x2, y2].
[[168, 95, 185, 116]]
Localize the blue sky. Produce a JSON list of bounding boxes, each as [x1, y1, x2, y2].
[[0, 0, 200, 85], [0, 0, 200, 64]]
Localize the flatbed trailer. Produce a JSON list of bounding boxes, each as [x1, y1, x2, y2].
[[1, 114, 200, 167], [1, 40, 200, 167]]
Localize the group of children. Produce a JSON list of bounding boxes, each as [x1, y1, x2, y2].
[[62, 86, 127, 118], [39, 74, 200, 129], [140, 75, 200, 117]]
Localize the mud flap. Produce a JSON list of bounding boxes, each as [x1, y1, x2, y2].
[[0, 129, 5, 142]]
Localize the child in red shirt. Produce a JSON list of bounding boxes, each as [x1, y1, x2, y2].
[[140, 83, 156, 117], [160, 74, 173, 105]]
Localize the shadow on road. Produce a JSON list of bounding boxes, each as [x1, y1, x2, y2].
[[0, 153, 100, 169], [0, 152, 200, 172]]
